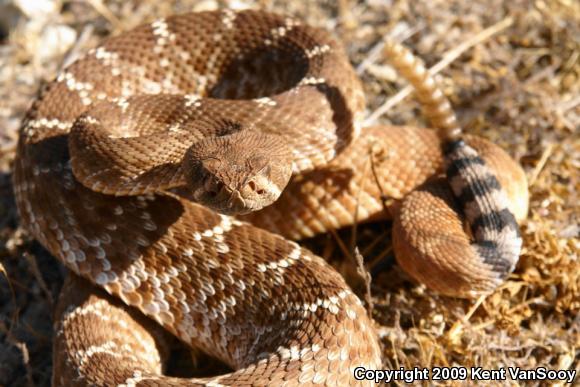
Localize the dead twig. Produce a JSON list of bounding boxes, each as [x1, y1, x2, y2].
[[0, 320, 35, 387], [354, 247, 374, 316], [24, 252, 54, 308], [86, 0, 122, 29], [528, 143, 555, 188]]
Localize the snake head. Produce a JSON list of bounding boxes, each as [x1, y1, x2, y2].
[[184, 131, 293, 215]]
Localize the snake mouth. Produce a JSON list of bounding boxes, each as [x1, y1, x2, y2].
[[192, 179, 277, 215], [215, 182, 282, 215]]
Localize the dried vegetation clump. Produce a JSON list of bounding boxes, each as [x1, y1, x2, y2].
[[0, 0, 578, 385]]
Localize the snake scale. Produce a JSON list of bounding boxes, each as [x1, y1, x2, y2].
[[13, 10, 528, 386]]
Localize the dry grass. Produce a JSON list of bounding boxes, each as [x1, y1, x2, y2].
[[0, 0, 578, 385]]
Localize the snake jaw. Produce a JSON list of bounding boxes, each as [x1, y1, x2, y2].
[[207, 172, 286, 215]]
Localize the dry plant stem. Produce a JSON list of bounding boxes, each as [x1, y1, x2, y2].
[[354, 247, 374, 316], [368, 143, 391, 212], [360, 229, 390, 257], [24, 252, 53, 308], [86, 0, 122, 28], [0, 320, 34, 387], [528, 143, 555, 188], [0, 262, 16, 303], [447, 295, 487, 343], [350, 154, 373, 250]]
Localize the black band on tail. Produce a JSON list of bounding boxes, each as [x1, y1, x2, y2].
[[444, 139, 522, 279]]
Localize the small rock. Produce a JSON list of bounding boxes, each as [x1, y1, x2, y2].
[[36, 24, 77, 63]]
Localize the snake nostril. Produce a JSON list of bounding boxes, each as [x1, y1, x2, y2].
[[247, 180, 266, 195]]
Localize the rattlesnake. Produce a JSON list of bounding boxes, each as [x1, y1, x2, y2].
[[12, 10, 527, 386]]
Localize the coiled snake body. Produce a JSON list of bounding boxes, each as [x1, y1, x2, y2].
[[13, 10, 527, 386]]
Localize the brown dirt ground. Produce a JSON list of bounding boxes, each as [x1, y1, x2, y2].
[[0, 0, 578, 386]]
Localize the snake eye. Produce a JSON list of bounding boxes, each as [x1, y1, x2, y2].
[[203, 175, 223, 198], [260, 165, 272, 176]]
